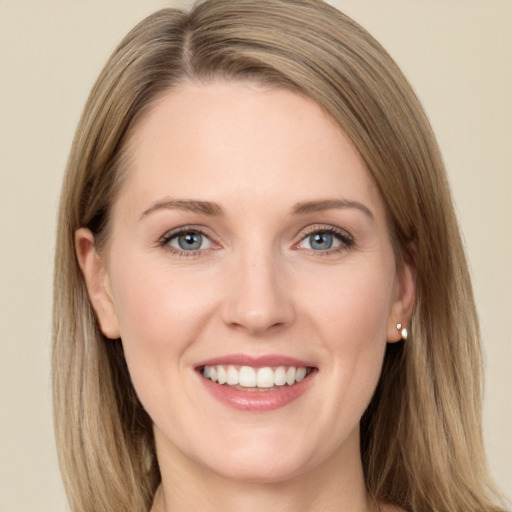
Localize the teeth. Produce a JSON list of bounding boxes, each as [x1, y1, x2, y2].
[[202, 364, 310, 388], [286, 367, 296, 385], [295, 367, 307, 382], [239, 366, 256, 387], [217, 366, 227, 385], [226, 365, 239, 385], [256, 367, 274, 388], [274, 366, 287, 386]]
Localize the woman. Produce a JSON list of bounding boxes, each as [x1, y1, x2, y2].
[[52, 1, 507, 511]]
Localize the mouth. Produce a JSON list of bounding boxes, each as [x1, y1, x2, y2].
[[198, 364, 314, 391], [195, 356, 317, 412]]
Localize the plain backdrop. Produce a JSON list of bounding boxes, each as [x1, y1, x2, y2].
[[0, 1, 510, 510]]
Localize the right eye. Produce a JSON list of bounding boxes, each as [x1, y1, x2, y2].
[[160, 228, 216, 257]]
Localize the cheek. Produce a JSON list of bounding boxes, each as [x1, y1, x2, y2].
[[105, 251, 219, 400], [109, 250, 215, 342], [308, 265, 394, 406], [311, 264, 395, 346]]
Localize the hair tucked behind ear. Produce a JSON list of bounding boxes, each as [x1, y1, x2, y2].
[[53, 1, 507, 511]]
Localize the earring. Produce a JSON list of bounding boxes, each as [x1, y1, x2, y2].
[[396, 323, 408, 340]]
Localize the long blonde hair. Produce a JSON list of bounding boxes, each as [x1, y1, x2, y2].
[[52, 1, 506, 511]]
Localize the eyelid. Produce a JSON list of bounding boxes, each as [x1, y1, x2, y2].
[[293, 224, 354, 253], [157, 223, 354, 257], [157, 225, 220, 256]]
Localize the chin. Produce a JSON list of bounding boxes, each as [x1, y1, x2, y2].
[[189, 426, 332, 486], [205, 452, 312, 485]]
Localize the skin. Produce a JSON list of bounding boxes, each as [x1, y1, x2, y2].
[[76, 81, 414, 512]]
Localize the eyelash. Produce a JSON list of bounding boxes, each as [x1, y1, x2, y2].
[[296, 225, 355, 256], [157, 225, 216, 258], [157, 224, 355, 258]]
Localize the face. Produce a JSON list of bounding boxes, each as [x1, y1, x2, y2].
[[77, 81, 413, 485]]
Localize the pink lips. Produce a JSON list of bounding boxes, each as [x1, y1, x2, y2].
[[196, 353, 312, 368], [195, 353, 317, 412]]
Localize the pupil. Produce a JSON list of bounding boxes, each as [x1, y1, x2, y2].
[[311, 232, 332, 250], [179, 232, 202, 250]]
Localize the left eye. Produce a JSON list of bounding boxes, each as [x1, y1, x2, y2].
[[167, 231, 212, 251], [298, 230, 347, 251]]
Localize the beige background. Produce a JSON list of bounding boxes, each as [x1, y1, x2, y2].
[[0, 1, 510, 510]]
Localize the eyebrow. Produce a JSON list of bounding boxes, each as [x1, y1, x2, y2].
[[140, 199, 225, 219], [140, 198, 373, 220], [292, 199, 374, 219]]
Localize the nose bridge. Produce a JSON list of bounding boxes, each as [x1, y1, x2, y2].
[[221, 238, 295, 335]]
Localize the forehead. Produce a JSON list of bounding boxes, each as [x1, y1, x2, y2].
[[115, 81, 385, 220]]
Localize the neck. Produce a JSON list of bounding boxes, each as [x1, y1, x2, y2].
[[151, 429, 375, 512]]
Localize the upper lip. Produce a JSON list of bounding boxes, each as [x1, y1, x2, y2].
[[195, 353, 315, 369]]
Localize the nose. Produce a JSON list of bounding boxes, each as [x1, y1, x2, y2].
[[220, 249, 296, 336]]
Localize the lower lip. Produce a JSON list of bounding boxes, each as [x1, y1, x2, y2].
[[198, 370, 316, 412]]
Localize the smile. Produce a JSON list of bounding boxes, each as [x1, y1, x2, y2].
[[196, 356, 317, 412], [201, 365, 312, 390]]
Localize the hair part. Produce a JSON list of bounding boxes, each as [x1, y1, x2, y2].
[[53, 1, 506, 511]]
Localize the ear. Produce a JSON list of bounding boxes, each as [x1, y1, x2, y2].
[[75, 228, 120, 339], [386, 260, 415, 343]]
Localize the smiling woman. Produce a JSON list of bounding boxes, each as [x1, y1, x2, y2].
[[52, 1, 507, 512], [75, 84, 409, 503]]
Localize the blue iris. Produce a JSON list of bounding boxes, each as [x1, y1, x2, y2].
[[309, 232, 333, 250], [178, 232, 203, 250]]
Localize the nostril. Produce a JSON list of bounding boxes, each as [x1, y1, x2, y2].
[[219, 266, 296, 334]]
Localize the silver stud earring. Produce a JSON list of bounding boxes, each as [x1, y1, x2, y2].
[[396, 323, 408, 340]]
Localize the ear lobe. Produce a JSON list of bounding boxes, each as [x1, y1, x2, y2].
[[75, 228, 120, 339], [386, 261, 415, 343]]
